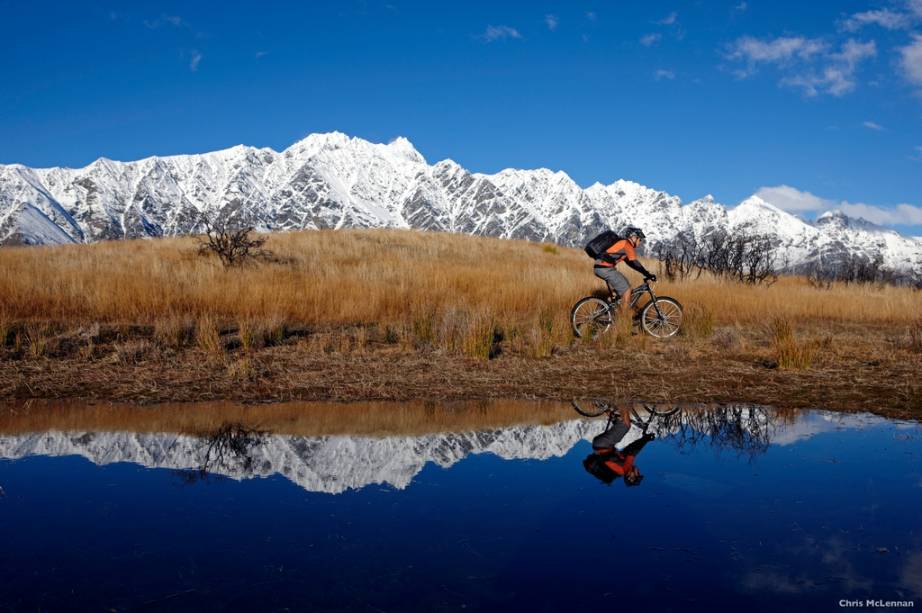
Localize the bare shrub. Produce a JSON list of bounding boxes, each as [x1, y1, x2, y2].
[[805, 253, 898, 288], [197, 218, 272, 268], [655, 229, 777, 285], [654, 232, 699, 281]]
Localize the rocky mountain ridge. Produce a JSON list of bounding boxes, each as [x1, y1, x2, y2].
[[1, 132, 919, 274]]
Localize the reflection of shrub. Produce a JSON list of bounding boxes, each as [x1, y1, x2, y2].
[[669, 406, 775, 456], [199, 423, 266, 474]]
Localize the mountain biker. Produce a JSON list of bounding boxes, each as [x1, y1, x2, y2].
[[582, 407, 655, 486], [594, 227, 657, 310]]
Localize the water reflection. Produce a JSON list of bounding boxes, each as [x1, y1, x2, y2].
[[1, 400, 919, 610], [0, 401, 898, 494]]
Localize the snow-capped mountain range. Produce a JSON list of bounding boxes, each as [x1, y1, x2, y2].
[[1, 131, 919, 273]]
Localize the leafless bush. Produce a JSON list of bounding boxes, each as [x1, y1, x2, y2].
[[654, 232, 700, 281], [655, 230, 778, 285], [197, 217, 272, 268], [805, 253, 901, 288]]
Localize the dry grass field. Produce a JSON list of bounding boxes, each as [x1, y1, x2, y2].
[[1, 229, 920, 414]]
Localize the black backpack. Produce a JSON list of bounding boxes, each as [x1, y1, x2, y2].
[[584, 230, 620, 259], [582, 454, 618, 485]]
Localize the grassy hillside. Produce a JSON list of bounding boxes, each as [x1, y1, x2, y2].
[[3, 228, 920, 339], [1, 229, 920, 412]]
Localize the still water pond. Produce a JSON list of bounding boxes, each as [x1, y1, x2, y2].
[[0, 401, 920, 611]]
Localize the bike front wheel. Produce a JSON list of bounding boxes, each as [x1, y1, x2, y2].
[[570, 297, 613, 338], [571, 398, 613, 417], [640, 297, 683, 338]]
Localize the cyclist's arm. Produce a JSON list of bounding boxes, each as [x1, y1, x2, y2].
[[621, 433, 655, 457], [625, 258, 654, 279]]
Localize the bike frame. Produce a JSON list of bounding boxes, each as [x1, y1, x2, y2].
[[599, 405, 660, 436], [613, 282, 666, 320]]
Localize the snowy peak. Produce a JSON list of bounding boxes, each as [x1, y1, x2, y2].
[[1, 132, 919, 276]]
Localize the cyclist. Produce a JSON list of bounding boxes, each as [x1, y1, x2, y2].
[[594, 226, 657, 310], [582, 407, 655, 487]]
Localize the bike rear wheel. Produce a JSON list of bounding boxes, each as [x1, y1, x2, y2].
[[640, 297, 683, 338], [570, 297, 613, 338]]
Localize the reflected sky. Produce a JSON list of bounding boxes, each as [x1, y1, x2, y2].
[[0, 402, 919, 611]]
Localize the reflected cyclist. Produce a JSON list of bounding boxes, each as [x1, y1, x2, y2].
[[583, 406, 655, 487]]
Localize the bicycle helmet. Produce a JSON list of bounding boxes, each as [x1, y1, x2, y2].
[[623, 226, 646, 240]]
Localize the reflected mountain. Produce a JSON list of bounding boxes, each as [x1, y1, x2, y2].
[[0, 401, 898, 494]]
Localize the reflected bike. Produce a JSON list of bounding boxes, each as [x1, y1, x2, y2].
[[570, 280, 683, 339], [571, 398, 682, 435]]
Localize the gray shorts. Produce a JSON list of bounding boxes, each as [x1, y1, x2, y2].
[[594, 266, 630, 296]]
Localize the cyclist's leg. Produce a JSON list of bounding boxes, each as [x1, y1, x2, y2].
[[594, 266, 628, 302]]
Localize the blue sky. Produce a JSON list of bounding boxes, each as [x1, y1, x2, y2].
[[2, 1, 921, 233]]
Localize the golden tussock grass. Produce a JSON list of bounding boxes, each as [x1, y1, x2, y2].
[[0, 399, 577, 437], [0, 228, 920, 360], [769, 317, 817, 369]]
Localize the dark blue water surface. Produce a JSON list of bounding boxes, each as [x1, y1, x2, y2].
[[0, 406, 920, 612]]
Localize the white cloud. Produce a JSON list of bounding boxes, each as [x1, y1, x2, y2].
[[756, 185, 832, 212], [727, 36, 827, 65], [640, 33, 661, 46], [899, 34, 922, 86], [863, 120, 885, 130], [144, 14, 187, 29], [841, 9, 909, 31], [480, 25, 522, 42], [658, 11, 678, 25], [255, 51, 269, 59], [544, 14, 558, 31], [654, 68, 676, 80], [839, 202, 922, 226], [727, 37, 875, 96], [586, 11, 597, 22], [735, 2, 748, 12], [189, 49, 202, 72], [756, 185, 922, 227]]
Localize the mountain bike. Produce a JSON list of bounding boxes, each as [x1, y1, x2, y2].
[[570, 280, 683, 339], [571, 399, 681, 435]]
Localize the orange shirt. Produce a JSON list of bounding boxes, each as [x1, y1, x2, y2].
[[596, 239, 636, 268]]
